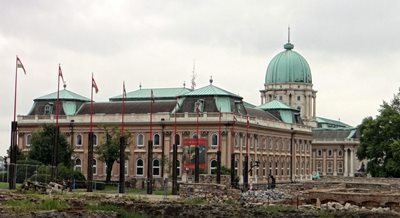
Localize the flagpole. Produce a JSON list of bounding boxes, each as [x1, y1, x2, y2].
[[230, 114, 236, 187], [13, 56, 18, 122], [243, 115, 250, 190], [119, 81, 126, 194], [147, 89, 154, 194], [172, 96, 178, 194], [52, 64, 62, 180], [217, 108, 222, 184], [87, 73, 94, 192], [9, 56, 19, 190]]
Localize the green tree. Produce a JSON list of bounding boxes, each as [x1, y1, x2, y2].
[[28, 124, 73, 167], [95, 127, 129, 183], [7, 146, 26, 161], [357, 89, 400, 177]]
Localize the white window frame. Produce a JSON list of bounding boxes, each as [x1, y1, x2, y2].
[[74, 158, 82, 172], [76, 134, 82, 146], [211, 133, 218, 147], [137, 134, 144, 147], [93, 159, 97, 175], [176, 160, 181, 176], [153, 133, 160, 146], [26, 134, 32, 147], [153, 159, 160, 176], [93, 134, 98, 146], [136, 159, 144, 176], [125, 160, 129, 176], [210, 159, 217, 175]]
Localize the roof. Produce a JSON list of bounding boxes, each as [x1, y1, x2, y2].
[[245, 107, 281, 122], [313, 128, 359, 141], [265, 41, 312, 84], [35, 88, 90, 102], [256, 100, 296, 110], [183, 82, 242, 99], [76, 100, 177, 115], [109, 87, 192, 101], [316, 117, 352, 128]]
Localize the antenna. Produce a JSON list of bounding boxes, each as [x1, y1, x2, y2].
[[191, 59, 196, 90]]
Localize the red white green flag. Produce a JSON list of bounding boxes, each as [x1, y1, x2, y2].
[[16, 56, 26, 74]]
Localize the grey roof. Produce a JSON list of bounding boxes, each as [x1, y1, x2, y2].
[[312, 128, 359, 141]]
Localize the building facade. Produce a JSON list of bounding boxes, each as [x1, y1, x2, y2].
[[16, 37, 360, 185]]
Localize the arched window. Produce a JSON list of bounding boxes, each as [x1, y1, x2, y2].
[[317, 149, 322, 157], [26, 134, 32, 146], [255, 161, 259, 176], [74, 158, 82, 172], [136, 159, 144, 176], [328, 149, 333, 157], [281, 160, 285, 175], [275, 161, 279, 176], [44, 104, 52, 115], [210, 159, 217, 174], [137, 134, 144, 147], [76, 134, 82, 146], [211, 133, 218, 147], [250, 136, 254, 148], [153, 159, 160, 176], [175, 134, 180, 146], [93, 159, 97, 175], [338, 150, 343, 157], [153, 133, 160, 145]]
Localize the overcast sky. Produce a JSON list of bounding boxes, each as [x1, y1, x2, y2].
[[1, 0, 399, 156]]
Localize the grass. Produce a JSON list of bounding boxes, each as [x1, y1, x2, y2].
[[6, 198, 69, 212], [0, 182, 22, 189], [85, 202, 148, 218], [89, 184, 172, 195], [255, 204, 296, 213], [184, 196, 207, 205]]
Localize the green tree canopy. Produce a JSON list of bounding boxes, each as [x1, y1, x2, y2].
[[28, 124, 73, 167], [357, 89, 400, 177], [95, 127, 130, 183]]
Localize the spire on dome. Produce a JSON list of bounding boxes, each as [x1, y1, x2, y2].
[[284, 26, 294, 50]]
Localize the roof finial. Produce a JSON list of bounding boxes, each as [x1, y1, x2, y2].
[[183, 81, 186, 88], [63, 81, 67, 89], [209, 76, 213, 84], [139, 82, 142, 90], [284, 26, 294, 50]]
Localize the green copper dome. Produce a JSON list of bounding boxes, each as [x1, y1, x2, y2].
[[265, 42, 312, 84]]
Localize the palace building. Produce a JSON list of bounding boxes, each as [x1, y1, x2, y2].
[[16, 38, 360, 185]]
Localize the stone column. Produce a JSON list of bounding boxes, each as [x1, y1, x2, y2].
[[333, 150, 337, 176], [350, 149, 354, 177], [313, 96, 316, 118], [344, 148, 348, 177]]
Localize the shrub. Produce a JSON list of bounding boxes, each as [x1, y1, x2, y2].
[[94, 181, 106, 190], [29, 174, 51, 183]]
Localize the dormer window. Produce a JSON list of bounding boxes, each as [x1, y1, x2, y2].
[[44, 103, 53, 115], [194, 99, 204, 113]]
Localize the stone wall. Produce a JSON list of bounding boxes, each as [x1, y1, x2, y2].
[[179, 183, 241, 203]]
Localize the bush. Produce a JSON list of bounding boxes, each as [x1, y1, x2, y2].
[[94, 181, 105, 190], [29, 174, 51, 183], [16, 159, 43, 183], [0, 172, 7, 182], [57, 163, 86, 181]]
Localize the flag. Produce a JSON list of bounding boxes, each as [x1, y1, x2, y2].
[[16, 56, 26, 74], [92, 77, 99, 93], [58, 64, 65, 83], [123, 81, 126, 98]]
